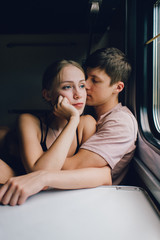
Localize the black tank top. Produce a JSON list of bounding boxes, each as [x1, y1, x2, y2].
[[39, 118, 48, 152], [39, 118, 80, 154]]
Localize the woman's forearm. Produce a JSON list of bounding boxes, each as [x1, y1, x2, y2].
[[0, 166, 112, 206], [33, 116, 79, 171]]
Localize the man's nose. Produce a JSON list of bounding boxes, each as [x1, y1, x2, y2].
[[85, 79, 91, 89]]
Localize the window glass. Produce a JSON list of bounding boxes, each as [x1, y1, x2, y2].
[[153, 0, 160, 133]]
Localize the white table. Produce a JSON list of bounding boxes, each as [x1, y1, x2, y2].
[[0, 186, 160, 240]]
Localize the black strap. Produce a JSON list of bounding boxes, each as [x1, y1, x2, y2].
[[75, 129, 80, 154], [40, 117, 79, 154], [39, 118, 48, 152]]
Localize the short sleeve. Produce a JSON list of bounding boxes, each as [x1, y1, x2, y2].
[[80, 111, 137, 169]]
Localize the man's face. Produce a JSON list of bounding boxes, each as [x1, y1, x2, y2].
[[85, 67, 117, 107]]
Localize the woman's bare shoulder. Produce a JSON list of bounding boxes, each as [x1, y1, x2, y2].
[[18, 113, 39, 124], [79, 114, 96, 126], [18, 113, 41, 133], [79, 115, 96, 144]]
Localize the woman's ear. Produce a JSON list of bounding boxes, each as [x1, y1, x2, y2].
[[42, 89, 52, 101]]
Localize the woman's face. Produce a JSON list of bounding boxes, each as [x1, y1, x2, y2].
[[57, 65, 86, 115]]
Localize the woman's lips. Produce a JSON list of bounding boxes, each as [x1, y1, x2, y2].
[[72, 103, 84, 109]]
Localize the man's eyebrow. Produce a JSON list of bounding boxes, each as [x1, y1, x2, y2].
[[88, 74, 102, 80]]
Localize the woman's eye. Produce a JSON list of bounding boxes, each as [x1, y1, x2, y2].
[[62, 85, 71, 90], [80, 84, 85, 89]]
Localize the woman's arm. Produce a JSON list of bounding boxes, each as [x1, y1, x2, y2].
[[33, 97, 96, 171], [0, 160, 15, 184], [0, 127, 15, 184], [18, 96, 79, 172], [19, 96, 96, 173], [33, 117, 79, 171], [18, 113, 79, 173], [18, 113, 45, 172], [33, 96, 81, 171], [18, 97, 84, 172], [0, 166, 112, 206]]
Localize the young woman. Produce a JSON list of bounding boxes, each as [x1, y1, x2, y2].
[[0, 60, 96, 183]]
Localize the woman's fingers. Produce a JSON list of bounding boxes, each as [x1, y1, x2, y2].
[[9, 187, 21, 206], [54, 95, 65, 113], [0, 182, 9, 202], [57, 96, 70, 109], [0, 177, 28, 205], [0, 181, 17, 205], [54, 95, 79, 122], [17, 191, 28, 205], [54, 96, 72, 118], [0, 171, 46, 206], [61, 96, 69, 104], [57, 95, 63, 106]]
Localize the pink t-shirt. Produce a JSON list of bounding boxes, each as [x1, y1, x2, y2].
[[80, 103, 138, 184]]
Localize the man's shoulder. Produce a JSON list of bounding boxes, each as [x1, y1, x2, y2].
[[104, 104, 136, 123], [98, 104, 138, 135], [111, 103, 133, 115], [115, 106, 135, 119]]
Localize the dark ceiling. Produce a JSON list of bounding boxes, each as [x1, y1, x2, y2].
[[0, 0, 122, 34]]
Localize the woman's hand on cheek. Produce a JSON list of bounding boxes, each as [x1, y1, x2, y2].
[[54, 96, 79, 121]]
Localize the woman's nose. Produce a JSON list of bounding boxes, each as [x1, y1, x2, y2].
[[73, 88, 82, 99]]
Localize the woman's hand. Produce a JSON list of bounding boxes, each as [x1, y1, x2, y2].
[[54, 96, 79, 121], [0, 171, 47, 206]]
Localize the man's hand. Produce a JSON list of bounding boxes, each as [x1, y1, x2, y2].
[[0, 171, 47, 206]]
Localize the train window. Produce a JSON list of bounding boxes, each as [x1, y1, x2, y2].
[[143, 0, 160, 148], [127, 0, 160, 210], [153, 1, 160, 134]]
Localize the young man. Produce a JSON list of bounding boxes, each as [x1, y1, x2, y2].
[[0, 47, 137, 205], [62, 47, 138, 185]]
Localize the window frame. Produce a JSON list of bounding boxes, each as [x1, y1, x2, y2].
[[136, 0, 160, 152], [152, 0, 160, 135]]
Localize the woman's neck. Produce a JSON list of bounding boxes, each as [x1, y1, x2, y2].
[[48, 113, 68, 131]]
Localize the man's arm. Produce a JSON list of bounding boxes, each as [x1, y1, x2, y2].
[[0, 166, 112, 206], [62, 148, 108, 170]]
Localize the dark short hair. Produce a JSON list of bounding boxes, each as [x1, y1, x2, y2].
[[84, 47, 132, 85]]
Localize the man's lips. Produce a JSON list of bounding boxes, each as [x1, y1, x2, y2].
[[87, 94, 92, 98]]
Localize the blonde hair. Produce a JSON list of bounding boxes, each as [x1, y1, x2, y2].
[[42, 59, 84, 105]]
